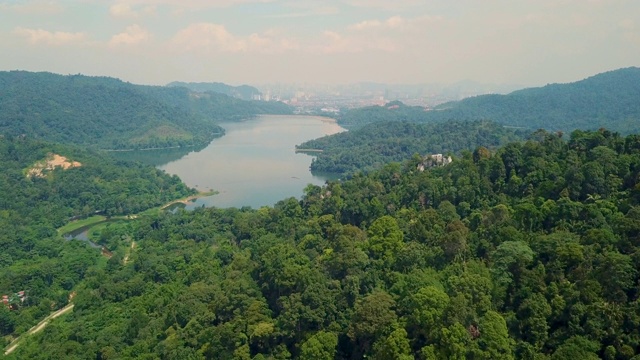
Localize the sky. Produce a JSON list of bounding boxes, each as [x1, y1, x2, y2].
[[0, 0, 639, 87]]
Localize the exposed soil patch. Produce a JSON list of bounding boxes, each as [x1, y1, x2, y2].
[[27, 154, 81, 178]]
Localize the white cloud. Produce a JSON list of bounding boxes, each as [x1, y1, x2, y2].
[[278, 38, 301, 51], [262, 6, 339, 19], [109, 2, 157, 18], [348, 19, 383, 31], [345, 0, 426, 10], [619, 18, 635, 31], [348, 17, 407, 31], [170, 23, 299, 53], [314, 30, 398, 54], [317, 15, 443, 54], [13, 27, 87, 46], [172, 23, 247, 52], [349, 15, 442, 32], [110, 3, 137, 18], [109, 25, 151, 46]]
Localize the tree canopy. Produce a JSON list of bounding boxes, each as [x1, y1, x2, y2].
[[4, 128, 640, 359], [299, 120, 526, 176]]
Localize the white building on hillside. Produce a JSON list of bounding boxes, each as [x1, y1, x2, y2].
[[417, 154, 452, 171]]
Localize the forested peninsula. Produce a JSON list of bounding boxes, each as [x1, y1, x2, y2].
[[299, 120, 527, 176], [0, 71, 291, 150], [4, 129, 640, 359]]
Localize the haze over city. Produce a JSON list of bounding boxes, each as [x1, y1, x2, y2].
[[1, 0, 639, 87]]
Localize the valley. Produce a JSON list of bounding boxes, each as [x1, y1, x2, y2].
[[3, 0, 640, 357], [1, 68, 640, 359]]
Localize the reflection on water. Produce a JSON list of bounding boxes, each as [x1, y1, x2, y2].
[[63, 223, 105, 248], [163, 202, 187, 213], [108, 142, 211, 166], [113, 115, 345, 209]]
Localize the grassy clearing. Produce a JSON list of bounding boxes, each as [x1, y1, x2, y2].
[[86, 219, 130, 242], [138, 207, 163, 217], [57, 215, 107, 234], [58, 191, 217, 237]]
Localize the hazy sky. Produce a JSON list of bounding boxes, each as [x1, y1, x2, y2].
[[1, 0, 638, 86]]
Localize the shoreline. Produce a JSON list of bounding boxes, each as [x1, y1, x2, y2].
[[295, 148, 324, 153], [59, 190, 218, 234], [102, 116, 337, 153], [160, 190, 218, 210], [101, 133, 224, 152], [102, 145, 186, 152], [259, 114, 338, 123]]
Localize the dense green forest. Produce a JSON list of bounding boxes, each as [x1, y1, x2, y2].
[[5, 129, 640, 359], [167, 82, 262, 101], [340, 67, 640, 134], [0, 71, 291, 150], [0, 136, 196, 349], [298, 120, 527, 176]]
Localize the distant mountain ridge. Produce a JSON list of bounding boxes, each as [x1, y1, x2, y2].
[[340, 67, 640, 134], [167, 81, 262, 100], [0, 71, 291, 149]]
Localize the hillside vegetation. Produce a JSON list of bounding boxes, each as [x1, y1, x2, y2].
[[0, 136, 195, 345], [0, 72, 291, 150], [299, 120, 527, 176], [340, 67, 640, 134], [4, 129, 640, 359]]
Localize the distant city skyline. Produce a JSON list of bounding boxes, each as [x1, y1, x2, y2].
[[0, 0, 638, 87]]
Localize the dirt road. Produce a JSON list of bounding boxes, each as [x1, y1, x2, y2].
[[3, 304, 74, 356]]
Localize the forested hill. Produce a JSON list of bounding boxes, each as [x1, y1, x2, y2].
[[0, 71, 291, 149], [167, 81, 261, 100], [6, 129, 640, 359], [0, 136, 195, 222], [298, 120, 527, 176], [0, 136, 195, 346], [340, 67, 640, 134]]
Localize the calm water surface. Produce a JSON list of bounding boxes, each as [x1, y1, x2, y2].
[[156, 115, 344, 208]]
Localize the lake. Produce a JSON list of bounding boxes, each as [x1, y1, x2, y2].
[[136, 115, 344, 208]]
